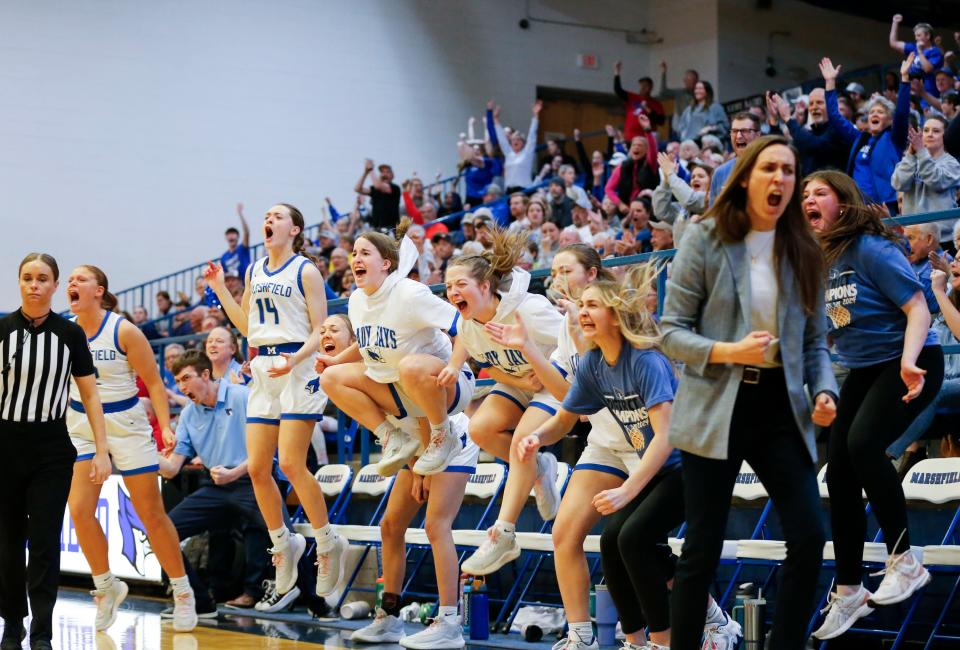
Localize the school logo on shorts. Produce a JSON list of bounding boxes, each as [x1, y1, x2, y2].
[[305, 377, 321, 395]]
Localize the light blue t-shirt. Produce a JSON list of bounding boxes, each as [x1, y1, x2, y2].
[[174, 381, 250, 469], [826, 234, 937, 368], [563, 344, 680, 472]]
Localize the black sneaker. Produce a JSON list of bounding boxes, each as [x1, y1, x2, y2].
[[160, 603, 218, 620], [255, 582, 301, 613], [1, 626, 25, 650]]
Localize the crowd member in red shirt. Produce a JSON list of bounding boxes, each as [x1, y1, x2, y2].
[[614, 60, 666, 139]]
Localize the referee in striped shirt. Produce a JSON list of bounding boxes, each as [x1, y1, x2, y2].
[[1, 253, 111, 650]]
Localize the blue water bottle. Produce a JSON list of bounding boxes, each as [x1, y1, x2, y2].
[[468, 586, 489, 640]]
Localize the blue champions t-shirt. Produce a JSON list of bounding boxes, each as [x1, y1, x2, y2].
[[904, 43, 944, 96], [563, 344, 680, 472], [826, 234, 937, 368]]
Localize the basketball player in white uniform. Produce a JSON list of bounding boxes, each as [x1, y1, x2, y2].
[[318, 222, 475, 477], [65, 265, 198, 633], [439, 249, 566, 576], [205, 203, 347, 601]]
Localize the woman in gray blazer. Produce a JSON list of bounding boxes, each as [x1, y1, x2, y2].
[[661, 136, 839, 650]]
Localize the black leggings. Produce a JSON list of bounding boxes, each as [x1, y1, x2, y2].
[[599, 467, 684, 634], [828, 345, 944, 585]]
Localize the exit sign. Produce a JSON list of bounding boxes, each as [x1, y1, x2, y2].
[[577, 53, 599, 69]]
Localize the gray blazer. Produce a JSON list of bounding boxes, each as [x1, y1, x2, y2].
[[660, 219, 838, 461]]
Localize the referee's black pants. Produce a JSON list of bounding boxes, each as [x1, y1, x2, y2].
[[0, 420, 76, 644]]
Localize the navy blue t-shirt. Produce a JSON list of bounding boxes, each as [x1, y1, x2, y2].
[[826, 234, 937, 368], [563, 344, 680, 472]]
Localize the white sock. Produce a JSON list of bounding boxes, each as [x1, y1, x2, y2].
[[268, 527, 290, 548], [430, 417, 450, 439], [169, 575, 192, 595], [569, 622, 594, 643], [437, 605, 458, 620], [705, 598, 725, 625], [374, 420, 394, 442], [495, 520, 516, 534], [92, 571, 114, 592], [314, 524, 335, 551]]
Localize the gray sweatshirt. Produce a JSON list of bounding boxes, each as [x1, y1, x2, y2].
[[891, 148, 960, 214], [652, 172, 707, 245]]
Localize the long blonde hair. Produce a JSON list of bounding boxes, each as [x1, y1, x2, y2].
[[583, 262, 663, 350]]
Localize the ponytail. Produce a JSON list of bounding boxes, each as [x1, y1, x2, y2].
[[447, 225, 529, 293], [80, 265, 118, 312]]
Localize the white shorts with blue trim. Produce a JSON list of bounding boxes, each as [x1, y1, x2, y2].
[[386, 413, 479, 474], [247, 348, 327, 425], [67, 398, 159, 475], [487, 383, 562, 416], [573, 441, 639, 481], [388, 368, 476, 420]]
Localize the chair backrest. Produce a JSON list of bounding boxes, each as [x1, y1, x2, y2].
[[902, 458, 960, 504], [732, 461, 768, 501], [314, 464, 353, 498], [465, 462, 507, 499], [527, 461, 572, 497], [351, 463, 395, 497]]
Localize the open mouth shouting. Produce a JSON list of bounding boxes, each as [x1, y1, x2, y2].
[[68, 288, 81, 309], [804, 205, 823, 230], [766, 188, 784, 209], [264, 224, 275, 243], [352, 262, 367, 284], [321, 337, 338, 354], [452, 297, 469, 315]]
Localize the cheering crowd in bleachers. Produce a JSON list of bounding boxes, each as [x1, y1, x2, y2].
[[101, 14, 960, 649]]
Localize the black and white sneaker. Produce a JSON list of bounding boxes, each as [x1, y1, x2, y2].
[[255, 580, 301, 613]]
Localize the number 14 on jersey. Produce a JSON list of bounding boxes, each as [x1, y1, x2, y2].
[[255, 297, 279, 325]]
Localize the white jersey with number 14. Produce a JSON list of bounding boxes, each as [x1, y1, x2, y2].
[[247, 255, 314, 347]]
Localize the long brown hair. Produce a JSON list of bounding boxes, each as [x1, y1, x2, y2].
[[803, 170, 902, 268], [707, 135, 823, 314], [355, 217, 413, 274], [80, 265, 119, 312]]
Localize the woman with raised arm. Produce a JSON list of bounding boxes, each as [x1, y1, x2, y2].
[[661, 136, 838, 650], [205, 203, 346, 603]]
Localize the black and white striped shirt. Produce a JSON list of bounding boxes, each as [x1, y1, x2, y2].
[[0, 310, 95, 424]]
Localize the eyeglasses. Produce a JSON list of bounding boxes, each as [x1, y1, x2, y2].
[[730, 128, 759, 136]]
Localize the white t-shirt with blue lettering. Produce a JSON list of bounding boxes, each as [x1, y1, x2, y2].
[[562, 343, 680, 472], [349, 277, 459, 384], [826, 234, 937, 368]]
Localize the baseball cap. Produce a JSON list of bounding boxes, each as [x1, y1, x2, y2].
[[845, 82, 866, 96], [461, 213, 476, 225], [472, 208, 495, 228], [649, 220, 673, 232], [431, 232, 452, 244], [317, 227, 338, 242]]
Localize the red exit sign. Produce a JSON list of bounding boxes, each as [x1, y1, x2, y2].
[[577, 53, 599, 70]]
